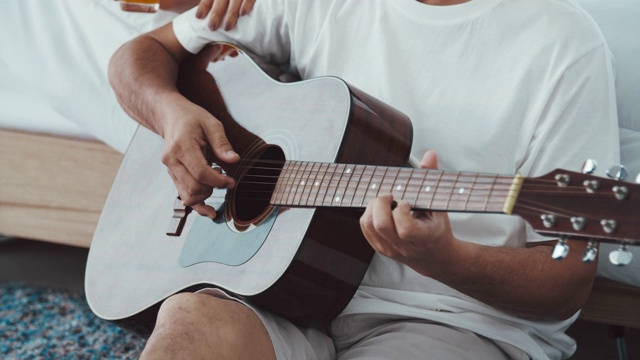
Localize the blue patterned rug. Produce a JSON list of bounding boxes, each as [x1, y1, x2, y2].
[[0, 282, 145, 359]]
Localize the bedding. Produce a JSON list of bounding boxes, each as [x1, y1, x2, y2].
[[0, 0, 179, 247], [0, 0, 179, 151]]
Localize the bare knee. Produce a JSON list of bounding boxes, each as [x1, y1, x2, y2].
[[141, 292, 274, 359]]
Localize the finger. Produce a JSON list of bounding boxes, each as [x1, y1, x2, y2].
[[202, 119, 240, 166], [178, 142, 233, 189], [222, 0, 243, 31], [240, 0, 256, 16], [208, 0, 229, 31], [196, 0, 213, 20], [369, 194, 398, 239], [420, 150, 439, 170], [168, 165, 214, 205], [392, 200, 419, 240], [192, 202, 218, 219], [360, 208, 396, 257]]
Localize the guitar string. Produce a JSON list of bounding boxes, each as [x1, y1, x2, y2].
[[231, 173, 617, 199], [217, 160, 609, 191]]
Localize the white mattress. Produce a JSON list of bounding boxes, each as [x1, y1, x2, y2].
[[0, 0, 180, 152]]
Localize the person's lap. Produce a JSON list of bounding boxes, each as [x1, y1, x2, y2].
[[197, 289, 524, 359]]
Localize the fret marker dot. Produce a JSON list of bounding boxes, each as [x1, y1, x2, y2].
[[458, 188, 465, 194], [372, 184, 377, 189], [425, 186, 431, 192], [314, 181, 320, 186], [396, 185, 402, 191], [346, 168, 352, 174], [335, 196, 341, 203], [300, 181, 306, 186]]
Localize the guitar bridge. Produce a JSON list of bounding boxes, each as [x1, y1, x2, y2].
[[167, 197, 192, 236]]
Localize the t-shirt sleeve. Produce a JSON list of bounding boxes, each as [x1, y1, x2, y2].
[[518, 43, 620, 178], [520, 43, 620, 244], [172, 1, 293, 67]]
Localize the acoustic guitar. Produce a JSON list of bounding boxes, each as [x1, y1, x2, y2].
[[85, 44, 639, 336]]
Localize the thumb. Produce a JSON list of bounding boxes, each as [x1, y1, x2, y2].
[[420, 150, 439, 170], [203, 119, 240, 164]]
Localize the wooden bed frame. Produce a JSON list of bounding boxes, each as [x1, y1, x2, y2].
[[0, 128, 122, 248], [1, 127, 638, 336]]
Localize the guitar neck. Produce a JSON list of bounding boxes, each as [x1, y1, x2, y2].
[[271, 161, 523, 214]]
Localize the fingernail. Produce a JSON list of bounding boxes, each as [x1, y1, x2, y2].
[[226, 150, 239, 158], [195, 10, 203, 19], [224, 21, 232, 31]]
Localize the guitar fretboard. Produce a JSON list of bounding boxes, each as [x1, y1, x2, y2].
[[271, 161, 521, 213]]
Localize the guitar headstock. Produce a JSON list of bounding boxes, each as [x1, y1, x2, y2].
[[513, 164, 640, 265]]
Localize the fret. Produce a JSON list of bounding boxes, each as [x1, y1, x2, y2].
[[302, 162, 322, 206], [447, 172, 476, 211], [415, 170, 442, 210], [432, 172, 459, 210], [462, 174, 497, 212], [357, 165, 376, 207], [324, 163, 345, 207], [482, 175, 498, 212], [363, 166, 388, 205], [292, 161, 312, 206], [341, 164, 363, 207], [334, 163, 355, 207], [407, 169, 424, 207], [284, 161, 304, 205], [378, 167, 396, 196], [311, 162, 331, 207], [273, 161, 292, 204], [391, 168, 412, 202], [317, 163, 335, 207]]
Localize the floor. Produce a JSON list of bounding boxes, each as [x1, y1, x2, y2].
[[1, 236, 639, 359]]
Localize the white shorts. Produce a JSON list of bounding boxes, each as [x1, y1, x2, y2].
[[198, 289, 527, 360]]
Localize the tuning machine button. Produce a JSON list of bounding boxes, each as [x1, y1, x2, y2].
[[581, 159, 597, 174], [582, 240, 598, 263], [583, 180, 599, 193], [612, 185, 629, 200], [541, 214, 557, 228], [600, 219, 617, 234], [570, 216, 586, 231], [552, 238, 569, 260], [555, 174, 571, 187], [607, 165, 628, 181], [609, 244, 633, 266]]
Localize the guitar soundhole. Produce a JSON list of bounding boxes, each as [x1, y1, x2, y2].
[[228, 145, 285, 229]]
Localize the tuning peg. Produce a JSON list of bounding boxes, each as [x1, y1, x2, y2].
[[581, 159, 597, 174], [582, 240, 599, 263], [552, 238, 569, 260], [636, 172, 640, 184], [609, 244, 633, 266], [606, 165, 628, 181]]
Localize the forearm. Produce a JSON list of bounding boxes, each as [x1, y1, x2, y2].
[[108, 32, 185, 137], [425, 239, 596, 320]]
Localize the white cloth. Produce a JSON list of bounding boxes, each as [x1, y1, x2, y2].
[[0, 0, 177, 152], [173, 0, 620, 358]]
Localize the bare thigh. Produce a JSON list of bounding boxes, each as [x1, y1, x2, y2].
[[141, 292, 275, 360]]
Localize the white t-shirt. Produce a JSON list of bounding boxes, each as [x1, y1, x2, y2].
[[173, 0, 619, 358]]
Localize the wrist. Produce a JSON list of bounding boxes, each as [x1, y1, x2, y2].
[[149, 91, 189, 138]]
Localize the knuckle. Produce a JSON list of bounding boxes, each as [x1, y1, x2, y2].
[[192, 167, 210, 183]]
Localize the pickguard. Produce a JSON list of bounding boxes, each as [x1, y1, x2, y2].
[[179, 203, 279, 267]]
